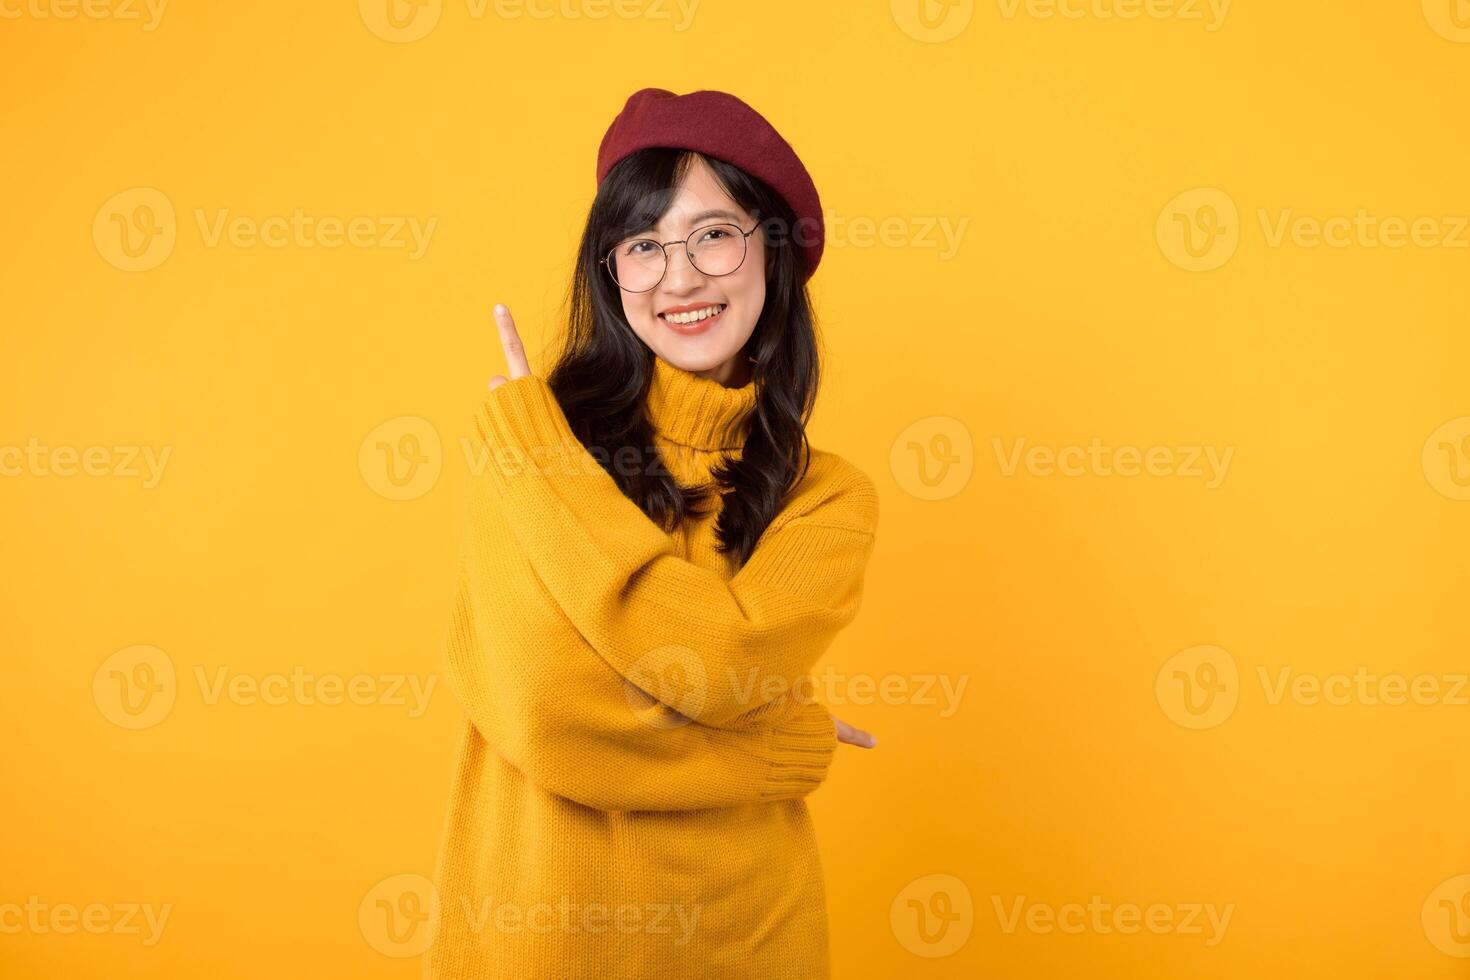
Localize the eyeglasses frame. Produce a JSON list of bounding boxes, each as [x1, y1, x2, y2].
[[599, 220, 761, 293]]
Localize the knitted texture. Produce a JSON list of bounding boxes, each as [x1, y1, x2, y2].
[[425, 356, 879, 979]]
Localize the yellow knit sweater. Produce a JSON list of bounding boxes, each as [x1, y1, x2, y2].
[[425, 355, 879, 980]]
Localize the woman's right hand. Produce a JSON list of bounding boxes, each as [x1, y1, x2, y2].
[[487, 303, 535, 390], [833, 715, 877, 749]]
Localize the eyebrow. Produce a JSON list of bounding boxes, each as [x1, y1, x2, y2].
[[635, 209, 746, 239], [685, 209, 744, 225]]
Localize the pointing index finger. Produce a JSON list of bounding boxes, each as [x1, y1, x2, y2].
[[492, 303, 532, 380]]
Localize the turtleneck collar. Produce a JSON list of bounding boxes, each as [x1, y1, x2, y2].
[[644, 355, 757, 452]]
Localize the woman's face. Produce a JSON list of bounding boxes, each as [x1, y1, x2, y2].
[[615, 155, 766, 387]]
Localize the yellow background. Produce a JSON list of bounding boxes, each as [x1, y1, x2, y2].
[[2, 1, 1467, 977]]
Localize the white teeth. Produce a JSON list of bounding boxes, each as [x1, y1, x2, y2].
[[661, 304, 725, 325]]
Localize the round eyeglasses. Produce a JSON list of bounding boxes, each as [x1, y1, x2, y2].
[[600, 221, 759, 293]]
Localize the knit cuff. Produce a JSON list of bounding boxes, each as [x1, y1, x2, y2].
[[759, 700, 838, 801], [473, 375, 589, 496]]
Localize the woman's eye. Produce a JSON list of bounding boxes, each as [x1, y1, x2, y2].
[[625, 240, 654, 255], [700, 228, 729, 242]]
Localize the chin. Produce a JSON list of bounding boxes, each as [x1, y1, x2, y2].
[[651, 318, 752, 366], [655, 344, 736, 375]]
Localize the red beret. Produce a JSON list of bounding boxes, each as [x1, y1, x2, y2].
[[595, 88, 825, 282]]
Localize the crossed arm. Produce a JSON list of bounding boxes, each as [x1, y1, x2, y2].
[[442, 304, 880, 812], [443, 378, 877, 811]]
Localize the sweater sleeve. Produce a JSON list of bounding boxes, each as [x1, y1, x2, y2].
[[447, 446, 840, 813], [471, 373, 879, 728]]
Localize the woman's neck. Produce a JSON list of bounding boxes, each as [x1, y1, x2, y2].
[[697, 352, 752, 389]]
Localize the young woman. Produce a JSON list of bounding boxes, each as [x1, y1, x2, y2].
[[426, 88, 880, 980]]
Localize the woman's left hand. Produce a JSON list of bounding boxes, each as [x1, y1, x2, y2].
[[488, 303, 533, 390]]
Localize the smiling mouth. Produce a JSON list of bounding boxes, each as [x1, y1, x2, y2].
[[659, 303, 728, 325]]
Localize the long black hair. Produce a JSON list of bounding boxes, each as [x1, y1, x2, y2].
[[542, 147, 823, 570]]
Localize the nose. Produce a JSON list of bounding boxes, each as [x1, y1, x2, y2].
[[660, 240, 705, 292]]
